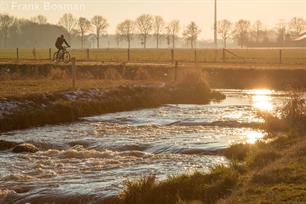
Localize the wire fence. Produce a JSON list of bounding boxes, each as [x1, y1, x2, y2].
[[0, 48, 305, 64]]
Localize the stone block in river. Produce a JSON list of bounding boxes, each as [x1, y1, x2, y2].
[[12, 143, 39, 153]]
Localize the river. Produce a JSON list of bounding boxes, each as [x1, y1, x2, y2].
[[0, 89, 290, 203]]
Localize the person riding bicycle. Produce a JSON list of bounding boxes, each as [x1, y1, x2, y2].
[[55, 35, 70, 60]]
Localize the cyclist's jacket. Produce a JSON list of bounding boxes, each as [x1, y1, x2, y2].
[[55, 37, 70, 48]]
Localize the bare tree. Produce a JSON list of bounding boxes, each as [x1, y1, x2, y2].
[[276, 19, 287, 44], [136, 14, 153, 48], [116, 19, 135, 49], [78, 17, 91, 48], [31, 15, 48, 24], [183, 21, 201, 48], [153, 16, 165, 48], [288, 17, 306, 38], [91, 16, 109, 48], [253, 20, 263, 43], [58, 13, 77, 37], [166, 20, 180, 49], [217, 19, 232, 48], [234, 19, 251, 48], [0, 14, 14, 47]]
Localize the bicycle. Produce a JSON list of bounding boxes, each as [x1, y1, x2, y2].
[[53, 46, 71, 64]]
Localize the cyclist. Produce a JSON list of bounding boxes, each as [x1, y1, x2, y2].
[[55, 35, 70, 60]]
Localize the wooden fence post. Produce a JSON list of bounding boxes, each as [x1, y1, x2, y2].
[[32, 48, 36, 59], [86, 49, 90, 61], [49, 48, 52, 61], [122, 62, 127, 78], [127, 48, 130, 62], [171, 49, 174, 64], [71, 57, 77, 89], [174, 60, 178, 82], [279, 49, 282, 64], [16, 48, 19, 61]]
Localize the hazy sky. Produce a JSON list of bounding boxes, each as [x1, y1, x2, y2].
[[1, 0, 305, 39]]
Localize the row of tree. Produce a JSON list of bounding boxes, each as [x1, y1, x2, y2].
[[0, 13, 305, 48], [57, 14, 201, 49], [218, 18, 306, 47], [56, 14, 306, 48]]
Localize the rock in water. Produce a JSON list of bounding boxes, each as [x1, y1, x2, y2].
[[12, 143, 39, 153], [0, 140, 19, 151]]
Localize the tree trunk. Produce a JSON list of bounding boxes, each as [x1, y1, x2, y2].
[[97, 32, 100, 49], [144, 34, 146, 48], [224, 38, 227, 48], [156, 33, 159, 48], [172, 34, 175, 49], [4, 32, 8, 48], [240, 34, 243, 48], [81, 32, 84, 49]]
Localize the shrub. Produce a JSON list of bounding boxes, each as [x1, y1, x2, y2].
[[119, 166, 240, 204], [120, 175, 156, 204], [170, 69, 218, 104], [280, 90, 306, 132], [175, 69, 210, 93], [258, 111, 288, 132], [223, 143, 251, 161], [260, 90, 306, 133]]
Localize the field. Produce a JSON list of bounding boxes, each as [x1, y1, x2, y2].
[[0, 48, 305, 64]]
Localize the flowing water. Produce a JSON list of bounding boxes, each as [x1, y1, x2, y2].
[[0, 89, 290, 203]]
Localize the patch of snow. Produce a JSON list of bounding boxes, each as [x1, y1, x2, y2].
[[0, 101, 22, 118], [62, 89, 105, 102]]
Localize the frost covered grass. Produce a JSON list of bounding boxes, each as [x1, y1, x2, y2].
[[0, 79, 151, 98]]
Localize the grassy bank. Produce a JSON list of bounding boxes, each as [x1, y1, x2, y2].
[[115, 93, 306, 204], [0, 70, 224, 132]]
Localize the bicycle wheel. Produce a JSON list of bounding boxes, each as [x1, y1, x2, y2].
[[53, 51, 59, 62], [63, 52, 71, 64]]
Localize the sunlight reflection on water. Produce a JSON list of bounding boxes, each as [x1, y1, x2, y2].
[[246, 130, 265, 144], [251, 89, 274, 112]]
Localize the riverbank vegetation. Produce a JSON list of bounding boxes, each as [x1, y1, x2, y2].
[[2, 62, 306, 92], [0, 69, 224, 132], [116, 92, 306, 204]]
